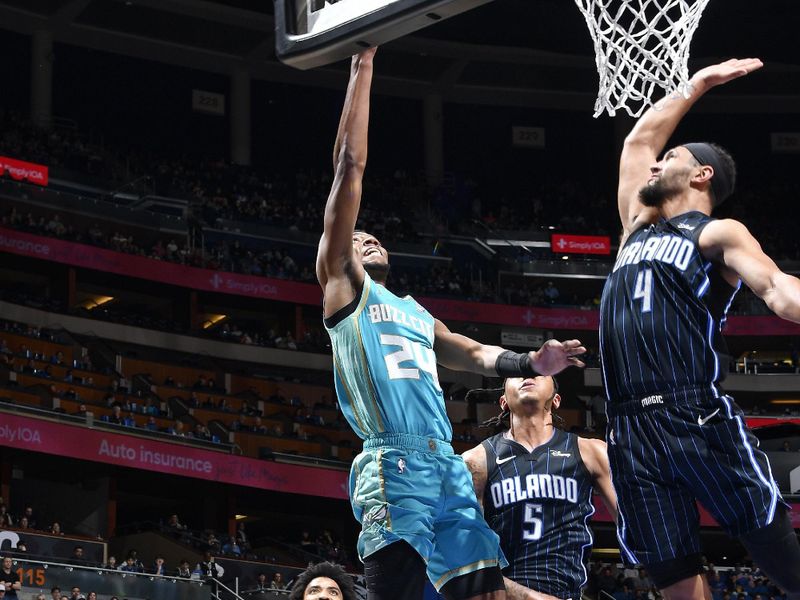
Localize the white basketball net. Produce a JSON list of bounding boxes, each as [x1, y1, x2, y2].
[[573, 0, 711, 117]]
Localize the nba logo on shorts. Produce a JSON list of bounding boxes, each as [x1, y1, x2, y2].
[[397, 458, 406, 474]]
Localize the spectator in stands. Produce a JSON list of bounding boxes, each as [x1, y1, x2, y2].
[[50, 587, 61, 600], [68, 586, 84, 600], [253, 573, 269, 591], [235, 522, 250, 553], [192, 423, 211, 440], [17, 517, 28, 530], [629, 568, 653, 595], [104, 556, 118, 570], [597, 565, 618, 596], [152, 556, 167, 576], [287, 562, 355, 600], [230, 415, 247, 431], [0, 557, 20, 598], [197, 551, 224, 579], [781, 440, 793, 452], [221, 536, 242, 557], [50, 522, 63, 536], [145, 416, 158, 431], [299, 530, 317, 555], [172, 420, 187, 436], [72, 404, 88, 417], [21, 507, 36, 530], [0, 506, 11, 528], [176, 559, 192, 578], [86, 593, 97, 600], [35, 594, 46, 600], [11, 542, 26, 555], [166, 514, 187, 532], [205, 532, 221, 552], [108, 405, 123, 425], [69, 545, 87, 566], [270, 572, 287, 590], [119, 556, 140, 573]]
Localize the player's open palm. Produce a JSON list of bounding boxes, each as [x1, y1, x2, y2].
[[694, 58, 763, 89], [529, 339, 586, 376]]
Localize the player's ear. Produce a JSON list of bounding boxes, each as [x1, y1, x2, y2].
[[499, 395, 508, 412], [693, 164, 714, 186], [551, 393, 561, 410]]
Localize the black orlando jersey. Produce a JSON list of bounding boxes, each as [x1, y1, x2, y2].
[[481, 429, 595, 599], [599, 211, 740, 402]]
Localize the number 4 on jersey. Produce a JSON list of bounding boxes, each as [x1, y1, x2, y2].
[[634, 268, 653, 313]]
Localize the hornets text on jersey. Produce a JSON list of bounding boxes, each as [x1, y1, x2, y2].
[[482, 429, 595, 599], [599, 212, 740, 402], [324, 271, 451, 441]]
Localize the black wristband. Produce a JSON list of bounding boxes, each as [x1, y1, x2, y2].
[[495, 350, 539, 378]]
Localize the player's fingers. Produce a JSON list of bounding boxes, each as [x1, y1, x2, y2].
[[568, 357, 586, 368], [568, 346, 587, 356], [562, 339, 582, 349]]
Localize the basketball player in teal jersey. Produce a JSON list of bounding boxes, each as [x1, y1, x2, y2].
[[317, 48, 586, 600]]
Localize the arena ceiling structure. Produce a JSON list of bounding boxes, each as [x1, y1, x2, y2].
[[0, 0, 798, 112]]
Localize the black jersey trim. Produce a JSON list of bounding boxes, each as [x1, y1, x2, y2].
[[323, 280, 365, 328]]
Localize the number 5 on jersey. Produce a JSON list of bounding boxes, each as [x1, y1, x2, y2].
[[523, 503, 543, 541], [380, 334, 441, 391], [634, 268, 653, 313]]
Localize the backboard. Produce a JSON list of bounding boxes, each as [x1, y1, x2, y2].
[[275, 0, 496, 70]]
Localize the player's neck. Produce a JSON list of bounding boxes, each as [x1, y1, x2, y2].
[[661, 192, 712, 220], [508, 415, 554, 451]]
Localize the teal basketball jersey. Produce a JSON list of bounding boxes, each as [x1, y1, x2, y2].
[[324, 272, 452, 442]]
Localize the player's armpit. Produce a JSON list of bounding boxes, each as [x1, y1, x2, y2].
[[503, 577, 561, 600]]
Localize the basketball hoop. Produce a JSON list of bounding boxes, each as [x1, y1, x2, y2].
[[573, 0, 711, 118]]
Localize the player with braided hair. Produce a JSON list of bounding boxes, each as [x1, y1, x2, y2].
[[463, 376, 616, 600]]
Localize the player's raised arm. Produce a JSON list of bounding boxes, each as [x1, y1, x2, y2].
[[316, 48, 376, 315], [433, 319, 585, 377], [617, 58, 763, 239], [700, 219, 800, 324]]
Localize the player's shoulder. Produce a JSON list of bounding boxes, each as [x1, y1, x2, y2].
[[698, 217, 754, 255], [576, 436, 608, 474], [461, 442, 489, 481]]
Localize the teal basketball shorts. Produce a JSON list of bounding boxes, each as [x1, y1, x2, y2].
[[349, 433, 507, 590]]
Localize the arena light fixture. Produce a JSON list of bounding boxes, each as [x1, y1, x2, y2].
[[202, 314, 227, 329], [76, 295, 114, 310]]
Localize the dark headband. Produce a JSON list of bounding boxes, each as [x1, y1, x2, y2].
[[682, 143, 734, 203]]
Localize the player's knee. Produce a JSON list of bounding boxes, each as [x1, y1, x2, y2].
[[739, 507, 800, 594], [439, 566, 504, 600], [363, 541, 427, 600], [644, 553, 705, 594]]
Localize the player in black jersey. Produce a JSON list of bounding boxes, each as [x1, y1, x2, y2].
[[603, 57, 800, 599], [463, 376, 616, 600]]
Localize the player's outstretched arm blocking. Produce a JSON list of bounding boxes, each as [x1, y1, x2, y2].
[[700, 219, 800, 324], [617, 58, 763, 239], [433, 319, 585, 377], [316, 48, 377, 316]]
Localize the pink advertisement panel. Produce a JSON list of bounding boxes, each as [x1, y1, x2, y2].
[[0, 227, 798, 335], [0, 414, 348, 499]]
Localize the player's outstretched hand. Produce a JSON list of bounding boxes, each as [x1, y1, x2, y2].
[[528, 339, 586, 376], [692, 58, 763, 90]]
